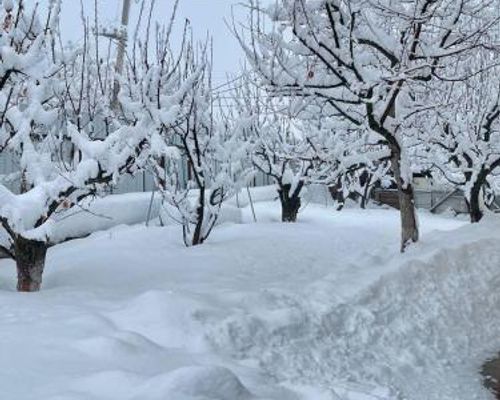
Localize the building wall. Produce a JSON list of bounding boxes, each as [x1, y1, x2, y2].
[[0, 153, 21, 193]]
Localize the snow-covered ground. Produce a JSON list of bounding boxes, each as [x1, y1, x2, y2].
[[0, 200, 499, 400]]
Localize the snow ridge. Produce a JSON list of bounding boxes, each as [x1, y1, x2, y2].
[[208, 226, 500, 400]]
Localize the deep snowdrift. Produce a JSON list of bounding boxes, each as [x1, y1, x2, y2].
[[0, 201, 498, 400]]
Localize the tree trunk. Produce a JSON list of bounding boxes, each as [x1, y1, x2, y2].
[[390, 151, 419, 252], [359, 172, 373, 209], [468, 187, 483, 223], [360, 187, 369, 209], [278, 183, 301, 222], [190, 187, 206, 246], [329, 178, 345, 210], [358, 171, 369, 209], [15, 236, 48, 292], [468, 169, 488, 223]]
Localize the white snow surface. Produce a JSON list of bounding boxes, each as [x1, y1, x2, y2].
[[0, 201, 499, 400], [0, 192, 163, 248], [51, 192, 162, 242]]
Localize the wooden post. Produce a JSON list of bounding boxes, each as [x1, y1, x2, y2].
[[112, 0, 131, 107]]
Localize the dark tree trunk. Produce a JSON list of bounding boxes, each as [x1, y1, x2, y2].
[[390, 151, 419, 252], [359, 172, 373, 209], [469, 186, 483, 223], [360, 186, 369, 209], [329, 178, 345, 210], [278, 183, 302, 222], [191, 188, 205, 246], [468, 168, 489, 223], [15, 236, 48, 292]]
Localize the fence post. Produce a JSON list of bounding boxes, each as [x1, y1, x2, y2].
[[247, 186, 257, 222], [145, 189, 156, 227]]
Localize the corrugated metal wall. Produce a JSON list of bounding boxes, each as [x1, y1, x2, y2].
[[0, 152, 272, 195], [0, 153, 21, 193], [111, 171, 157, 194]]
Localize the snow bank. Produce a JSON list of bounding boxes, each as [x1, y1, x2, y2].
[[209, 221, 500, 400], [136, 366, 253, 400], [0, 191, 161, 252], [50, 192, 161, 242], [160, 201, 243, 227], [227, 185, 278, 208], [228, 184, 336, 208], [45, 184, 333, 245], [69, 366, 253, 400]]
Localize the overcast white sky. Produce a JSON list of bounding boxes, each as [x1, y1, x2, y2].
[[40, 0, 252, 81]]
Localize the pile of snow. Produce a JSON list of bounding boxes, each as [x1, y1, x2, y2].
[[50, 192, 162, 242], [33, 185, 337, 246], [209, 216, 500, 400], [227, 185, 278, 208], [0, 202, 499, 399], [228, 184, 338, 209], [160, 201, 243, 227]]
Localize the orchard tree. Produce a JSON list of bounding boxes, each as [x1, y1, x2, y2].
[[418, 68, 500, 223], [236, 0, 499, 251], [232, 75, 390, 221], [118, 4, 247, 246], [161, 47, 247, 246], [0, 1, 143, 291], [230, 80, 322, 222]]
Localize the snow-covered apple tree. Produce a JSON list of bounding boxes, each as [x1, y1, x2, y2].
[[159, 49, 248, 246], [232, 74, 391, 221], [236, 0, 499, 251], [0, 1, 145, 291], [118, 5, 247, 246], [417, 67, 500, 223], [232, 79, 376, 222], [230, 79, 323, 222]]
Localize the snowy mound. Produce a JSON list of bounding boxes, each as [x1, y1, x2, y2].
[[138, 366, 254, 400], [68, 366, 254, 400], [208, 219, 500, 400]]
